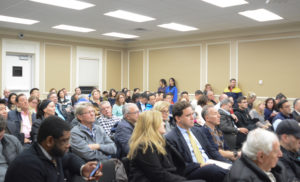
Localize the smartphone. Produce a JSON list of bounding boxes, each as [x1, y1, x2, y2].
[[89, 162, 102, 177]]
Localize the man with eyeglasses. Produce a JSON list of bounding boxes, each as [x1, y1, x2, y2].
[[114, 103, 139, 158], [276, 119, 300, 181], [273, 100, 293, 131], [70, 102, 116, 162]]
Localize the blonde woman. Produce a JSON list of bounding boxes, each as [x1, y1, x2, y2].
[[90, 89, 101, 117], [153, 101, 175, 133], [127, 110, 187, 182], [246, 91, 256, 110], [249, 100, 272, 129]]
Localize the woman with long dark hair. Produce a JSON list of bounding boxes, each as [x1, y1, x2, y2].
[[157, 79, 167, 93], [165, 78, 178, 103]]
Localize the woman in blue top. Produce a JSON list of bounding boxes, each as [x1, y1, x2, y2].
[[165, 78, 178, 103], [157, 79, 167, 93]]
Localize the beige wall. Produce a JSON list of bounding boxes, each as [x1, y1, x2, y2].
[[238, 38, 300, 98], [148, 46, 201, 93], [45, 44, 71, 91], [207, 43, 230, 95], [129, 50, 144, 90], [106, 50, 122, 91]]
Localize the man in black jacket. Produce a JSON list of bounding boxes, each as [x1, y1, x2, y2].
[[276, 119, 300, 182], [5, 116, 102, 182], [234, 96, 256, 149], [225, 128, 286, 182], [165, 101, 229, 181]]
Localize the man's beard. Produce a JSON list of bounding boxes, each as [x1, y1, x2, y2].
[[49, 143, 66, 158]]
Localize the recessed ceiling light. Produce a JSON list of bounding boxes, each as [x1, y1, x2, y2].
[[239, 9, 283, 22], [52, 24, 95, 32], [201, 0, 248, 8], [158, 23, 198, 32], [104, 10, 155, 22], [0, 15, 39, 25], [102, 32, 139, 39], [29, 0, 95, 10]]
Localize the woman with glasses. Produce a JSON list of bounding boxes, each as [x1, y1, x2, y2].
[[153, 101, 175, 134]]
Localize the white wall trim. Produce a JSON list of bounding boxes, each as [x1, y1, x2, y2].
[[2, 38, 40, 94], [76, 46, 103, 91], [237, 35, 300, 43], [43, 42, 72, 94], [147, 43, 203, 51]]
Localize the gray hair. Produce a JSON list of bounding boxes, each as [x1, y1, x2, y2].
[[99, 101, 111, 109], [219, 94, 228, 102], [122, 103, 137, 115], [220, 98, 232, 107], [242, 128, 278, 160], [201, 105, 214, 120], [74, 102, 93, 116]]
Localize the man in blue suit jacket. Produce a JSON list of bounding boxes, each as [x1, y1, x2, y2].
[[165, 101, 229, 181]]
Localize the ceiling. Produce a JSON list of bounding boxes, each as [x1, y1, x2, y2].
[[0, 0, 300, 42]]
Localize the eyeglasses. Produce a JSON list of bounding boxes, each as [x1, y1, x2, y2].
[[81, 110, 95, 115]]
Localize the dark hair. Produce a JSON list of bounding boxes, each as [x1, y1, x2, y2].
[[115, 92, 125, 106], [30, 88, 39, 95], [133, 88, 140, 92], [181, 91, 188, 96], [160, 79, 167, 87], [57, 90, 65, 99], [16, 94, 26, 103], [265, 98, 276, 110], [230, 78, 236, 82], [275, 93, 286, 100], [132, 93, 140, 103], [0, 115, 6, 132], [237, 96, 247, 104], [8, 93, 17, 104], [147, 93, 155, 100], [197, 95, 209, 107], [172, 101, 191, 122], [36, 99, 52, 119], [0, 99, 6, 105], [109, 89, 117, 98], [74, 87, 80, 92], [277, 100, 288, 110], [195, 90, 203, 96], [37, 116, 71, 143], [102, 91, 108, 95], [140, 92, 148, 99], [122, 88, 128, 93], [169, 78, 176, 87]]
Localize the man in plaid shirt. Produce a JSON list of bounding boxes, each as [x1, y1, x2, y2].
[[96, 101, 121, 137]]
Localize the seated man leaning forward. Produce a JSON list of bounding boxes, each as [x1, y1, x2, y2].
[[70, 102, 116, 162], [165, 101, 229, 182], [225, 128, 286, 182], [5, 115, 102, 182]]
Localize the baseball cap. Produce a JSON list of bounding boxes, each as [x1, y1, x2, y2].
[[276, 119, 300, 138]]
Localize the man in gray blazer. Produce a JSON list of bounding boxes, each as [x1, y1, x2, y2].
[[70, 102, 116, 162]]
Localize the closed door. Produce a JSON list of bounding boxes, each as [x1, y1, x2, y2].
[[5, 54, 32, 94], [78, 58, 100, 87]]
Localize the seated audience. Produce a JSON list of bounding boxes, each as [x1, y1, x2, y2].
[[224, 128, 285, 182], [214, 94, 228, 110], [136, 92, 148, 112], [133, 88, 140, 94], [71, 87, 81, 106], [90, 89, 101, 117], [264, 98, 277, 123], [234, 96, 257, 149], [114, 103, 139, 158], [7, 94, 36, 145], [274, 93, 287, 112], [218, 99, 248, 150], [29, 88, 40, 101], [249, 100, 272, 129], [156, 91, 164, 102], [246, 91, 256, 110], [0, 100, 8, 120], [131, 93, 140, 104], [30, 100, 56, 143], [102, 91, 109, 101], [191, 90, 203, 111], [195, 95, 209, 126], [276, 119, 300, 181], [108, 88, 117, 106], [0, 115, 23, 181], [272, 100, 293, 131], [145, 93, 156, 111], [200, 105, 239, 161], [70, 102, 116, 162], [2, 89, 10, 103], [28, 95, 39, 113], [166, 101, 229, 181], [128, 110, 188, 182], [96, 101, 121, 137], [112, 92, 126, 119], [125, 90, 132, 103], [203, 83, 213, 96], [47, 92, 68, 121], [57, 89, 70, 110], [49, 88, 57, 94], [7, 93, 17, 111], [153, 101, 175, 133], [206, 90, 217, 105], [5, 115, 102, 181], [179, 91, 190, 102], [292, 98, 300, 122]]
